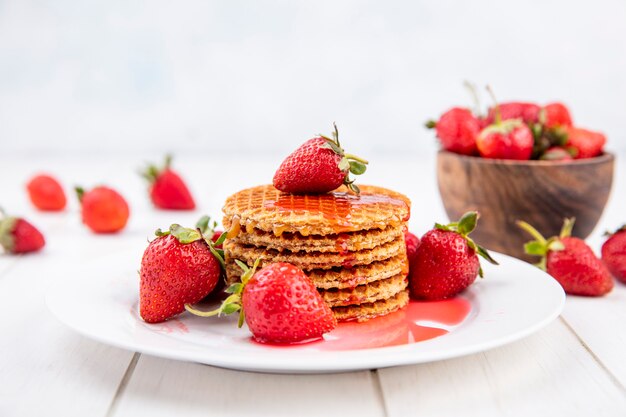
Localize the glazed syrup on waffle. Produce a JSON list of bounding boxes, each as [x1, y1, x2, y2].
[[265, 189, 408, 278], [265, 190, 409, 234]]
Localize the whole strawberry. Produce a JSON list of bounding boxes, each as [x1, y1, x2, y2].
[[26, 174, 67, 211], [477, 90, 534, 160], [486, 102, 540, 124], [0, 215, 45, 254], [273, 123, 368, 194], [564, 127, 606, 159], [602, 225, 626, 284], [140, 224, 223, 323], [142, 155, 196, 210], [518, 218, 613, 296], [541, 102, 573, 128], [76, 186, 130, 233], [410, 212, 497, 300], [187, 260, 337, 344], [425, 107, 481, 156]]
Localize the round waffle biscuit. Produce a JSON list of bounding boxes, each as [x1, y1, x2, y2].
[[223, 235, 405, 271], [222, 184, 411, 236], [228, 225, 404, 253], [319, 273, 408, 307], [331, 290, 410, 322], [225, 253, 409, 289]]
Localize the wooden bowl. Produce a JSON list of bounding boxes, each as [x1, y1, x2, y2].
[[437, 151, 615, 261]]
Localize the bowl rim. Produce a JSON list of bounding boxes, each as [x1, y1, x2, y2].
[[437, 150, 615, 166]]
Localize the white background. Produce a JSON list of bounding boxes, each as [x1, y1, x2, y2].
[[1, 0, 625, 157]]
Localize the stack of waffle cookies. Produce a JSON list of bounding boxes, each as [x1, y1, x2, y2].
[[222, 184, 411, 321]]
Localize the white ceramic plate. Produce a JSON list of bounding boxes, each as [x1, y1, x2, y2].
[[46, 253, 564, 374]]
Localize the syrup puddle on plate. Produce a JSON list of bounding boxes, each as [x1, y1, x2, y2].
[[319, 298, 471, 350], [253, 298, 471, 350]]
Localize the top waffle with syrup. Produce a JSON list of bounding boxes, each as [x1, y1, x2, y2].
[[222, 184, 411, 237]]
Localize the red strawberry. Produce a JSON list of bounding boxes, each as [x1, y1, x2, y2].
[[26, 174, 67, 211], [477, 91, 534, 160], [0, 216, 45, 254], [409, 212, 497, 300], [564, 127, 606, 159], [142, 155, 196, 210], [477, 119, 534, 160], [540, 147, 574, 161], [243, 263, 337, 343], [518, 218, 613, 296], [76, 186, 130, 233], [273, 123, 368, 194], [187, 261, 337, 344], [404, 230, 420, 265], [486, 102, 540, 124], [425, 108, 481, 156], [541, 102, 573, 128], [140, 224, 223, 323], [602, 226, 626, 284]]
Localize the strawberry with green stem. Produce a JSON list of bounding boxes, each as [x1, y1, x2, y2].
[[477, 86, 534, 160], [0, 209, 45, 254], [186, 260, 337, 344], [425, 82, 483, 156], [518, 218, 613, 296], [139, 221, 227, 323], [141, 155, 196, 210], [409, 211, 498, 300], [273, 123, 368, 194]]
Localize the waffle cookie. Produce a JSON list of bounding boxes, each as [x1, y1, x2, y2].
[[222, 184, 411, 322]]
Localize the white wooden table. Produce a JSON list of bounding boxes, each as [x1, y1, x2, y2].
[[1, 153, 625, 417]]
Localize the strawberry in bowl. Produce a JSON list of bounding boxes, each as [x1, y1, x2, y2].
[[431, 85, 614, 260]]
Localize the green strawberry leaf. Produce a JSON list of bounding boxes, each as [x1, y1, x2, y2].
[[349, 160, 367, 175], [226, 283, 243, 294], [524, 241, 547, 256], [154, 228, 170, 237], [338, 158, 351, 172], [321, 138, 343, 155], [169, 224, 202, 244], [457, 211, 478, 235], [221, 303, 241, 315]]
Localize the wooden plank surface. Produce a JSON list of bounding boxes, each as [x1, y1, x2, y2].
[[111, 356, 385, 417], [378, 320, 626, 417], [0, 253, 135, 417]]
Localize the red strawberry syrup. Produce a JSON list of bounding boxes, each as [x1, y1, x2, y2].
[[252, 298, 471, 350], [319, 298, 471, 350]]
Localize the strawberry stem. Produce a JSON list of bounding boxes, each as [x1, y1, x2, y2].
[[516, 220, 547, 245], [75, 186, 85, 203], [560, 218, 575, 239], [343, 153, 369, 164], [485, 85, 501, 125], [464, 80, 482, 117]]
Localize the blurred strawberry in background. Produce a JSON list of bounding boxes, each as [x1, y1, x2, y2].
[[26, 174, 66, 211], [141, 155, 196, 210]]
